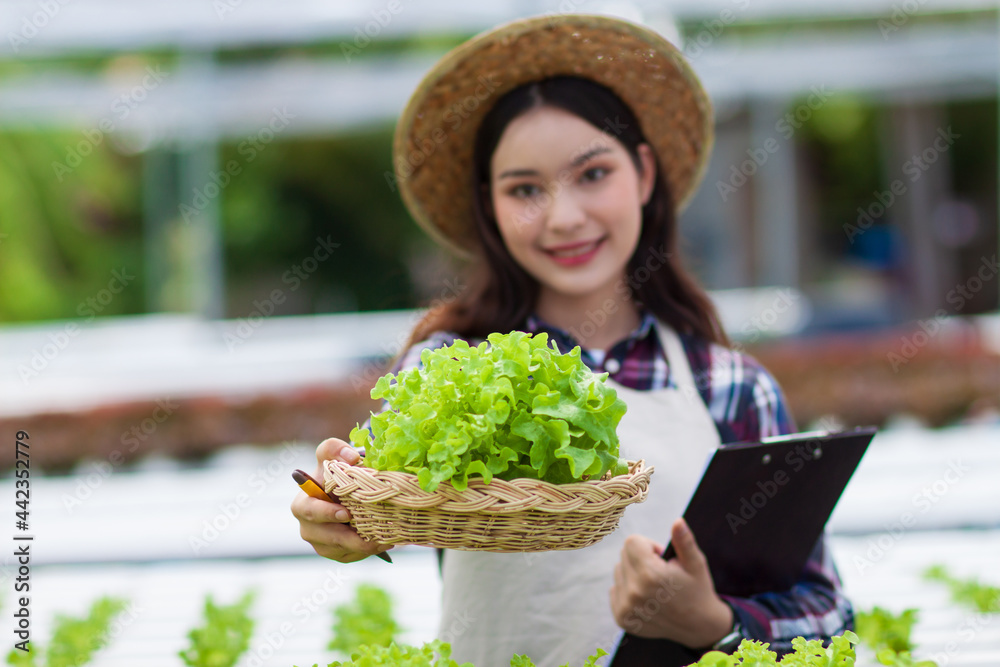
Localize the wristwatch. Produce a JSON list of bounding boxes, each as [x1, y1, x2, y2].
[[710, 618, 745, 654]]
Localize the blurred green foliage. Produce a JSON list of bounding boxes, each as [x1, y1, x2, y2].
[[179, 591, 255, 667], [855, 606, 919, 654], [925, 564, 1000, 613], [329, 583, 401, 655], [218, 129, 425, 318], [5, 596, 128, 667], [0, 23, 995, 323], [796, 97, 998, 280], [0, 131, 144, 322], [0, 124, 430, 322]]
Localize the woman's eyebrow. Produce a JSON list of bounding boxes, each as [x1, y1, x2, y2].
[[497, 167, 539, 180], [496, 146, 613, 180], [569, 146, 612, 168]]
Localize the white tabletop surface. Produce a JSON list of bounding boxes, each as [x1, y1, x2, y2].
[[5, 422, 998, 666]]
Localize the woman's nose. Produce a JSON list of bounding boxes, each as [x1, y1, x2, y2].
[[544, 187, 586, 234]]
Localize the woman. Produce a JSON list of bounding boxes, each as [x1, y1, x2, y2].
[[292, 13, 853, 667]]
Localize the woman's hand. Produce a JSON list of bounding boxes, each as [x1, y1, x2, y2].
[[290, 437, 393, 563], [609, 518, 733, 648]]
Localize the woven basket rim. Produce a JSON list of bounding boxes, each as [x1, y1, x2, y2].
[[324, 459, 653, 550], [324, 458, 652, 514]]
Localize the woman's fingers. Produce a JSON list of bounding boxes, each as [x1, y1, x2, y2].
[[311, 438, 362, 503], [290, 493, 351, 524], [316, 438, 361, 468], [292, 436, 390, 563], [622, 533, 665, 584], [300, 520, 386, 562], [669, 518, 708, 576], [291, 486, 391, 563]]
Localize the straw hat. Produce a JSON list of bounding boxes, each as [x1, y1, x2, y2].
[[393, 13, 714, 258]]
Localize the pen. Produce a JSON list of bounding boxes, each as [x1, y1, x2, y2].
[[292, 468, 392, 564]]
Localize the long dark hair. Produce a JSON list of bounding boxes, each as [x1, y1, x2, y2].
[[403, 75, 729, 351]]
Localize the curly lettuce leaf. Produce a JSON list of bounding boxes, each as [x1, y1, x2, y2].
[[683, 632, 860, 667], [351, 331, 628, 492], [855, 607, 918, 654], [324, 639, 472, 667]]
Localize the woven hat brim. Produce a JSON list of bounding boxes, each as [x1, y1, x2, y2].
[[393, 13, 714, 258]]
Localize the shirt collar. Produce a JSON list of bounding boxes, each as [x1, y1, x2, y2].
[[524, 308, 657, 353]]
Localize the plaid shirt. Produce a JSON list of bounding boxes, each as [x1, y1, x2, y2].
[[369, 308, 854, 652]]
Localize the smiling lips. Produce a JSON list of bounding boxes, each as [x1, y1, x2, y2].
[[543, 237, 606, 266]]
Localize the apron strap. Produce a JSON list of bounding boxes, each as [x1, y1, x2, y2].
[[652, 319, 701, 404], [611, 321, 718, 667]]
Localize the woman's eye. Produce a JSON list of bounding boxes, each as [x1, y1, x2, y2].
[[581, 166, 609, 183], [509, 184, 541, 199]]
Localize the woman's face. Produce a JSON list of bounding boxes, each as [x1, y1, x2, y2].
[[488, 105, 656, 305]]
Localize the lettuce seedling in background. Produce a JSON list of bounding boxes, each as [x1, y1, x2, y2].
[[179, 591, 255, 667], [329, 584, 401, 655], [352, 331, 629, 492], [924, 564, 1000, 613], [510, 648, 607, 667], [870, 650, 937, 667], [5, 596, 127, 667], [325, 639, 468, 667], [322, 640, 607, 667], [855, 607, 919, 653]]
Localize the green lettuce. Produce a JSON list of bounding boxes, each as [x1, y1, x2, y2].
[[855, 607, 918, 654], [685, 631, 862, 667], [329, 584, 401, 655], [350, 331, 629, 492], [322, 643, 606, 667], [324, 639, 471, 667]]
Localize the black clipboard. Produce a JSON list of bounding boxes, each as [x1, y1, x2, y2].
[[610, 427, 876, 667]]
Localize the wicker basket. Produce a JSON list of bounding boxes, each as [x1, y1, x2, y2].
[[323, 459, 653, 552]]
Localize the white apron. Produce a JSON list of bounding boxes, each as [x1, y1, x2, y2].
[[439, 320, 723, 667]]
